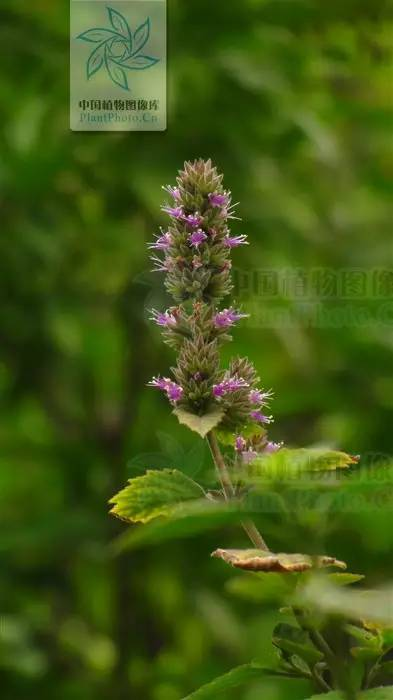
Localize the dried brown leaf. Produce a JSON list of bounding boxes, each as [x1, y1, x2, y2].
[[211, 548, 346, 573]]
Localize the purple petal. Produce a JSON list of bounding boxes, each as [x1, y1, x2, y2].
[[209, 192, 229, 207], [189, 229, 208, 248], [150, 309, 177, 327], [184, 213, 203, 228], [213, 377, 248, 397], [148, 232, 172, 250], [162, 205, 184, 219], [213, 308, 249, 328], [250, 411, 273, 424], [235, 436, 247, 452], [241, 449, 259, 464], [163, 185, 181, 201], [166, 383, 183, 402], [224, 234, 249, 248], [264, 441, 283, 454]]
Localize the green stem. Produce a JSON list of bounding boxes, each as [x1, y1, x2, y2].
[[206, 430, 269, 551], [294, 608, 358, 699], [293, 608, 335, 666], [206, 430, 234, 499], [241, 519, 269, 550]]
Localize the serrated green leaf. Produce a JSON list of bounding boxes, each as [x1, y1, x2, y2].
[[250, 448, 359, 480], [109, 469, 204, 523], [181, 663, 274, 699], [173, 407, 224, 438], [306, 687, 393, 699]]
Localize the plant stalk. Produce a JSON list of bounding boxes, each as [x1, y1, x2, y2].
[[206, 430, 269, 551]]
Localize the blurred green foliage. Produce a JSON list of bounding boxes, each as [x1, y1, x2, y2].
[[0, 0, 392, 699]]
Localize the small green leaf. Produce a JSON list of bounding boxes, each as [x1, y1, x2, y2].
[[351, 646, 381, 661], [109, 469, 205, 523], [215, 428, 236, 446], [216, 424, 266, 447], [273, 623, 323, 665], [328, 573, 365, 586], [173, 407, 224, 438], [182, 663, 273, 699], [345, 624, 381, 648]]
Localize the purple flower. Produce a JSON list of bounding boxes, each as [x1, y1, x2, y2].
[[249, 389, 272, 405], [213, 308, 249, 329], [209, 192, 229, 207], [162, 205, 184, 219], [148, 376, 171, 391], [235, 436, 247, 452], [250, 411, 273, 424], [148, 376, 183, 403], [150, 309, 177, 328], [263, 441, 283, 454], [184, 213, 203, 228], [241, 449, 259, 464], [166, 383, 183, 402], [150, 255, 172, 272], [189, 229, 208, 248], [213, 377, 249, 397], [163, 185, 181, 201], [148, 232, 172, 250], [224, 234, 248, 248]]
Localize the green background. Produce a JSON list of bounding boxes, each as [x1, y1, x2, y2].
[[1, 1, 392, 699]]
